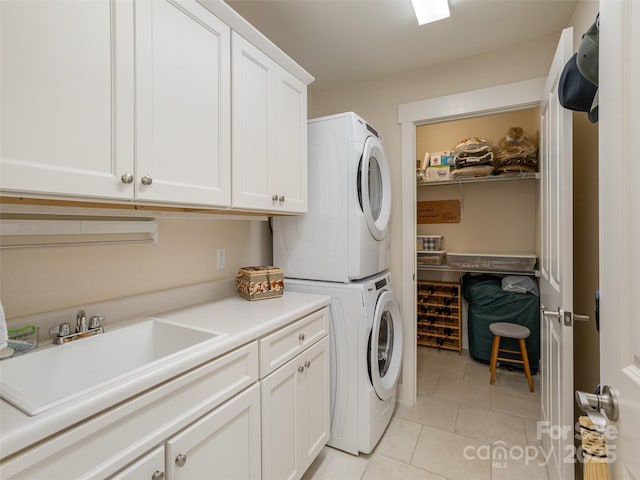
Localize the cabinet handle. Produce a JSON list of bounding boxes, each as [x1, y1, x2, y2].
[[151, 471, 165, 480], [304, 360, 311, 369], [298, 333, 305, 341], [121, 173, 134, 184], [175, 453, 187, 467], [272, 194, 278, 202], [298, 365, 305, 373], [141, 175, 153, 186], [279, 195, 285, 203]]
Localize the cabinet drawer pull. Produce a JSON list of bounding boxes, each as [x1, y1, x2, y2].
[[298, 365, 305, 373], [279, 195, 285, 203], [298, 333, 305, 341], [175, 453, 187, 467], [151, 471, 165, 480], [141, 175, 153, 186], [272, 194, 279, 202], [304, 360, 311, 369]]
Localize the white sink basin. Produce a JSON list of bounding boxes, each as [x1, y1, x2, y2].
[[0, 319, 222, 416]]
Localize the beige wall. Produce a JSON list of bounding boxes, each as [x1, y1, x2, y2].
[[309, 33, 560, 307], [0, 217, 272, 318], [416, 109, 539, 254]]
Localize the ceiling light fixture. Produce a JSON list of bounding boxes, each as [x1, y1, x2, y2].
[[411, 0, 450, 25]]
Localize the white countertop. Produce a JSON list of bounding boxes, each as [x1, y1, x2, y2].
[[0, 291, 329, 459]]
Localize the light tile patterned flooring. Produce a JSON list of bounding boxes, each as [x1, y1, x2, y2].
[[302, 346, 549, 480]]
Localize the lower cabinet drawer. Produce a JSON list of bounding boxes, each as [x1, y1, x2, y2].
[[259, 307, 329, 378]]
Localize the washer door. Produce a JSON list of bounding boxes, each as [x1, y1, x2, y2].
[[358, 136, 391, 241], [368, 290, 403, 400]]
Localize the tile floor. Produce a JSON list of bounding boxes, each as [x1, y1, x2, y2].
[[302, 346, 549, 480]]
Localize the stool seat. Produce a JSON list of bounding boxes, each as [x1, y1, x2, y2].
[[489, 322, 534, 392], [489, 322, 531, 339]]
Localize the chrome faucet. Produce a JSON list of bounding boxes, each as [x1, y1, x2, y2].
[[49, 310, 105, 345], [76, 310, 88, 333]]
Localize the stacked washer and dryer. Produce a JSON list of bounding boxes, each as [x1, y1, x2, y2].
[[273, 112, 404, 455]]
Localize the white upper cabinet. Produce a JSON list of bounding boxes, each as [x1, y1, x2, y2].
[[0, 0, 311, 213], [135, 0, 231, 206], [231, 33, 308, 213], [0, 0, 135, 200]]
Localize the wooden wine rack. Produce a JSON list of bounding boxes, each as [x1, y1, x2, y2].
[[417, 280, 462, 352]]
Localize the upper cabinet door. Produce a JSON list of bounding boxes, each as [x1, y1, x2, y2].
[[135, 0, 231, 207], [0, 0, 135, 200], [231, 33, 275, 211], [272, 69, 307, 213], [231, 32, 308, 213]]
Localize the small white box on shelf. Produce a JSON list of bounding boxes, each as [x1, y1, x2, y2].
[[425, 166, 451, 182]]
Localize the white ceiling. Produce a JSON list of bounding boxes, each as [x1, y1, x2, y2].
[[225, 0, 578, 92]]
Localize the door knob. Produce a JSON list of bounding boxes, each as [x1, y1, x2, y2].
[[141, 175, 153, 185], [575, 385, 619, 421], [272, 194, 278, 202], [151, 471, 165, 480]]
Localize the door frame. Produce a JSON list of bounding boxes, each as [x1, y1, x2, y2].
[[397, 77, 545, 405]]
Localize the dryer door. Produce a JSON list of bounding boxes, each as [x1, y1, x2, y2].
[[368, 290, 403, 400], [358, 136, 391, 241]]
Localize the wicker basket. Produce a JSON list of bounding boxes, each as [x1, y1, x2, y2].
[[236, 266, 285, 301]]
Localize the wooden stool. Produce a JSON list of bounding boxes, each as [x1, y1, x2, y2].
[[489, 322, 534, 392]]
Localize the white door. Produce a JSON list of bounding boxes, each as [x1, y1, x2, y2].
[[166, 384, 261, 480], [598, 1, 640, 477], [359, 136, 392, 241], [135, 0, 231, 206], [298, 337, 330, 473], [369, 290, 404, 400], [0, 0, 135, 200], [539, 27, 574, 480], [261, 352, 300, 480], [272, 69, 308, 213], [231, 32, 276, 211]]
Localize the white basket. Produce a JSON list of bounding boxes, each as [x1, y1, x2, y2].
[[446, 253, 536, 271], [417, 235, 443, 251]]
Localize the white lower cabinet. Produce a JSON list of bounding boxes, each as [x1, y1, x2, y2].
[[114, 384, 261, 480], [166, 383, 261, 480], [1, 306, 330, 480], [261, 336, 330, 480]]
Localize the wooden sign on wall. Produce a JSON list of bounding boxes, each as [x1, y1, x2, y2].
[[417, 200, 461, 224]]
